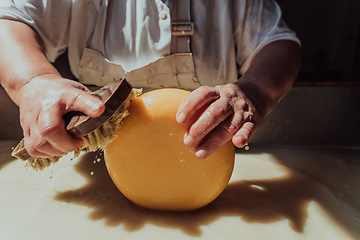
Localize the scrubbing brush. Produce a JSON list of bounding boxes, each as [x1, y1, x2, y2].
[[11, 78, 141, 171]]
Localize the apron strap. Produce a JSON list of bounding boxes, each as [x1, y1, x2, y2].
[[170, 0, 193, 53]]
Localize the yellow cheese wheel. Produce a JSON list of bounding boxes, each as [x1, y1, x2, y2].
[[104, 89, 235, 211]]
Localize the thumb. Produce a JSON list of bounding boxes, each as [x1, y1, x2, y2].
[[65, 89, 105, 118]]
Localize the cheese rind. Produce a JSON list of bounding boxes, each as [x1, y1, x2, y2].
[[104, 89, 235, 211]]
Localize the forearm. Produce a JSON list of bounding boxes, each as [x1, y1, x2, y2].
[[0, 19, 60, 105], [237, 40, 301, 116], [0, 20, 106, 158]]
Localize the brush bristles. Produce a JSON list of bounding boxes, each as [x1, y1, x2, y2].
[[25, 88, 142, 171]]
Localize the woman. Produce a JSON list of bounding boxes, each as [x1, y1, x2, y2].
[[0, 0, 301, 159]]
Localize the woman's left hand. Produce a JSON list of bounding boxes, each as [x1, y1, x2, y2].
[[176, 83, 265, 159]]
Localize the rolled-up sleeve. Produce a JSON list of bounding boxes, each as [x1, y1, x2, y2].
[[0, 0, 72, 62], [235, 0, 301, 74]]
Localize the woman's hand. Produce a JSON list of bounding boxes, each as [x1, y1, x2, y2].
[[177, 40, 301, 159], [176, 83, 265, 159], [0, 20, 104, 158], [17, 74, 105, 158]]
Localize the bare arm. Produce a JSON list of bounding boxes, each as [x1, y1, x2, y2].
[[177, 40, 301, 158], [238, 40, 301, 116], [0, 20, 59, 103], [0, 20, 105, 157]]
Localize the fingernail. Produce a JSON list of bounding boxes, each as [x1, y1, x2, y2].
[[90, 102, 102, 112], [233, 136, 247, 148], [195, 149, 207, 159], [184, 135, 194, 146], [177, 112, 186, 123]]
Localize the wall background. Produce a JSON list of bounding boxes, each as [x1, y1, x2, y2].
[[277, 0, 360, 84]]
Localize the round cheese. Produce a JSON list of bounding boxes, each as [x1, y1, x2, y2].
[[104, 88, 235, 211]]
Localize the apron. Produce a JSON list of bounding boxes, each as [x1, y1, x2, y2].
[[78, 0, 200, 92]]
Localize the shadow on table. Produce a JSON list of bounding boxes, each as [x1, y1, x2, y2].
[[54, 149, 359, 238]]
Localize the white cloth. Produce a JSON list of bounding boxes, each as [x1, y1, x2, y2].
[[0, 0, 300, 88]]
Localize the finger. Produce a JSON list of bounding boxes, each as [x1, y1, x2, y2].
[[38, 108, 84, 154], [64, 88, 105, 118], [24, 138, 54, 158], [35, 141, 66, 157], [192, 111, 246, 158], [24, 131, 65, 158], [176, 86, 219, 124], [45, 129, 84, 154], [184, 98, 233, 147], [232, 121, 256, 148], [193, 122, 234, 159]]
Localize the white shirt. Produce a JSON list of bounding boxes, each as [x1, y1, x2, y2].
[[0, 0, 300, 88]]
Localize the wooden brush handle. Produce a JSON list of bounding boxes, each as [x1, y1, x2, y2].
[[12, 78, 133, 161]]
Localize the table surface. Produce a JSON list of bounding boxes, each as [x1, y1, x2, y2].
[[1, 140, 359, 240]]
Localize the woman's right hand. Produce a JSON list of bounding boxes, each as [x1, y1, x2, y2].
[[17, 74, 105, 158]]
